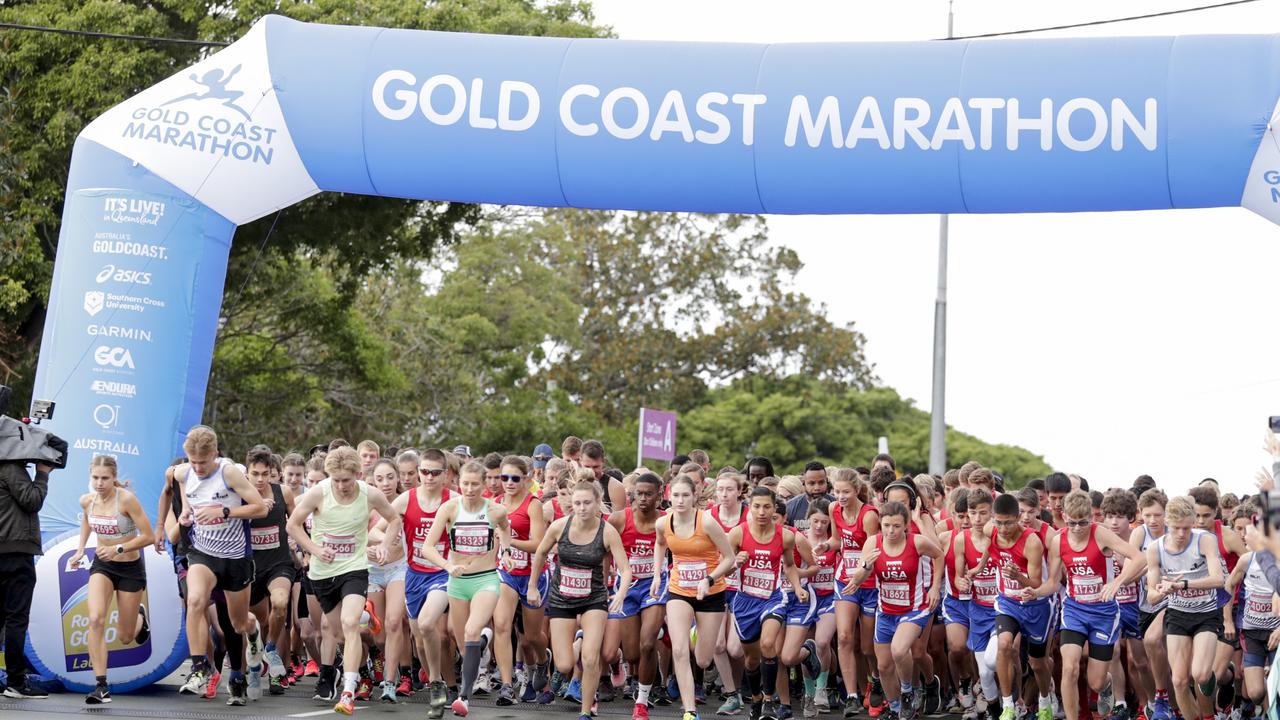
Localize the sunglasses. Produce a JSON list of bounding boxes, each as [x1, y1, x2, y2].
[[1065, 519, 1091, 528], [500, 474, 524, 483], [419, 468, 445, 477]]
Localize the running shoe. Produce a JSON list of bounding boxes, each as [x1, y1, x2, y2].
[[635, 702, 652, 720], [697, 684, 707, 704], [804, 695, 818, 719], [1151, 698, 1172, 720], [85, 684, 112, 704], [136, 604, 150, 645], [762, 699, 779, 720], [801, 640, 822, 679], [719, 692, 746, 716], [267, 649, 286, 679], [363, 599, 383, 635], [521, 680, 538, 703], [778, 702, 794, 720], [1037, 707, 1054, 720], [870, 677, 886, 707], [496, 682, 516, 706], [751, 701, 765, 720], [247, 621, 263, 669], [999, 707, 1017, 720], [372, 655, 384, 683], [668, 674, 682, 701], [684, 712, 702, 720], [473, 670, 490, 696], [567, 677, 584, 703], [531, 653, 551, 692], [291, 660, 305, 678], [380, 681, 397, 703], [652, 683, 673, 707], [355, 676, 373, 701], [333, 690, 355, 715], [537, 687, 556, 704], [204, 671, 222, 700], [451, 697, 470, 717], [901, 700, 917, 720], [396, 675, 413, 697], [924, 678, 941, 717], [313, 674, 337, 702], [247, 665, 262, 700], [845, 694, 863, 717], [880, 710, 900, 720], [227, 676, 248, 706], [428, 680, 448, 708], [1051, 693, 1065, 720], [815, 688, 831, 713], [868, 700, 888, 718], [179, 669, 207, 696], [1098, 679, 1115, 718], [305, 660, 320, 677], [1112, 704, 1133, 720], [269, 674, 285, 696]]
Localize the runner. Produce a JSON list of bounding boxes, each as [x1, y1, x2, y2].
[[831, 468, 882, 717], [709, 472, 749, 717], [1188, 484, 1246, 720], [1145, 496, 1225, 720], [1224, 535, 1278, 715], [986, 493, 1053, 720], [841, 500, 943, 720], [245, 447, 297, 697], [1100, 490, 1150, 720], [939, 492, 975, 717], [652, 473, 737, 720], [953, 488, 999, 720], [393, 449, 455, 718], [69, 455, 155, 704], [286, 446, 401, 715], [1133, 488, 1174, 720], [1031, 490, 1146, 720], [175, 426, 269, 706], [366, 459, 410, 702], [604, 472, 668, 720], [529, 479, 632, 720], [493, 455, 551, 705], [802, 499, 841, 715], [417, 460, 514, 718]]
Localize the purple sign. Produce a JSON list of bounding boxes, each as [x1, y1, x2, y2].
[[638, 408, 677, 463]]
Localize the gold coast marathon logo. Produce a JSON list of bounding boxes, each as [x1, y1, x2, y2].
[[121, 65, 280, 165]]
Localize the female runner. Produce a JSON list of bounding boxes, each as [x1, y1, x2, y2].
[[494, 456, 550, 705], [69, 456, 155, 704], [831, 469, 881, 715], [710, 473, 749, 716], [652, 474, 736, 720], [366, 460, 409, 702], [418, 460, 513, 717], [529, 480, 631, 720]]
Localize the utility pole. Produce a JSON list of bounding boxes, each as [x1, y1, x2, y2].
[[928, 0, 954, 476]]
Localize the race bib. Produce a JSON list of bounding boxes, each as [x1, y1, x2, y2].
[[1070, 574, 1103, 602], [629, 553, 655, 579], [89, 514, 119, 537], [508, 547, 529, 571], [197, 503, 227, 526], [412, 538, 448, 559], [881, 581, 910, 606], [1116, 582, 1139, 604], [676, 561, 707, 590], [842, 548, 861, 574], [741, 567, 776, 599], [973, 575, 999, 604], [559, 566, 593, 599], [323, 533, 356, 560], [1245, 597, 1276, 628], [813, 565, 835, 592], [453, 524, 490, 555], [252, 525, 280, 550]]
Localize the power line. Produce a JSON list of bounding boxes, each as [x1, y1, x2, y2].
[[941, 0, 1267, 40], [0, 21, 228, 47]]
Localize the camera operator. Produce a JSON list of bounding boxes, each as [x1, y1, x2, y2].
[[0, 457, 54, 698]]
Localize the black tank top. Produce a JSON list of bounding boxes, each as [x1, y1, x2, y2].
[[549, 515, 608, 608], [249, 484, 291, 569]]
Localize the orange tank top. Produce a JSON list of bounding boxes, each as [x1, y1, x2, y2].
[[665, 511, 726, 598]]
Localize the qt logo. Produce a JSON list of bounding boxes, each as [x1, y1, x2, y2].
[[93, 346, 134, 369]]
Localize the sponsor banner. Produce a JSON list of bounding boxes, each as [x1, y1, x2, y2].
[[637, 408, 677, 463], [26, 532, 185, 693], [32, 187, 226, 540]]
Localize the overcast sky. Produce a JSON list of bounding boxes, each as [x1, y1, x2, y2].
[[589, 0, 1280, 497]]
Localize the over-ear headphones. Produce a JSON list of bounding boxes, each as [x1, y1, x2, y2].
[[884, 481, 918, 505]]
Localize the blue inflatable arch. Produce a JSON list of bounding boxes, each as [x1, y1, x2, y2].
[[27, 14, 1280, 689]]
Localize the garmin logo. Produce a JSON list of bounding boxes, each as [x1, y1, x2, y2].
[[87, 324, 152, 342]]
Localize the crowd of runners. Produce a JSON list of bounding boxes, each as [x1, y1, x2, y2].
[[66, 424, 1280, 720]]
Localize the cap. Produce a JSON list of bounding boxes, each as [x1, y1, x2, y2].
[[452, 444, 472, 458], [307, 444, 327, 458], [532, 443, 554, 468]]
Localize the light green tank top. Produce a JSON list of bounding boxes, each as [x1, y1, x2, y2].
[[308, 479, 370, 580]]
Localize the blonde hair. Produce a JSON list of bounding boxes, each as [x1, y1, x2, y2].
[[1063, 490, 1092, 519], [356, 439, 380, 456], [573, 480, 603, 501], [89, 455, 128, 488], [184, 426, 218, 456], [323, 446, 361, 477], [460, 459, 486, 482], [1165, 496, 1195, 523], [777, 475, 804, 498]]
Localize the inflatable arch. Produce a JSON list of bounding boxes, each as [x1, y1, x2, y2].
[[28, 14, 1280, 689]]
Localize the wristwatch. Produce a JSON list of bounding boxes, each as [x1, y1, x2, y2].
[[1182, 579, 1189, 590], [222, 506, 231, 520], [115, 545, 125, 556], [862, 561, 873, 571]]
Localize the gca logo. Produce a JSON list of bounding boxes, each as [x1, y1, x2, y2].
[[93, 346, 134, 369], [96, 264, 153, 286]]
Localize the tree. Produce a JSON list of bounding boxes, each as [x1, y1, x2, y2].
[[0, 0, 605, 414]]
